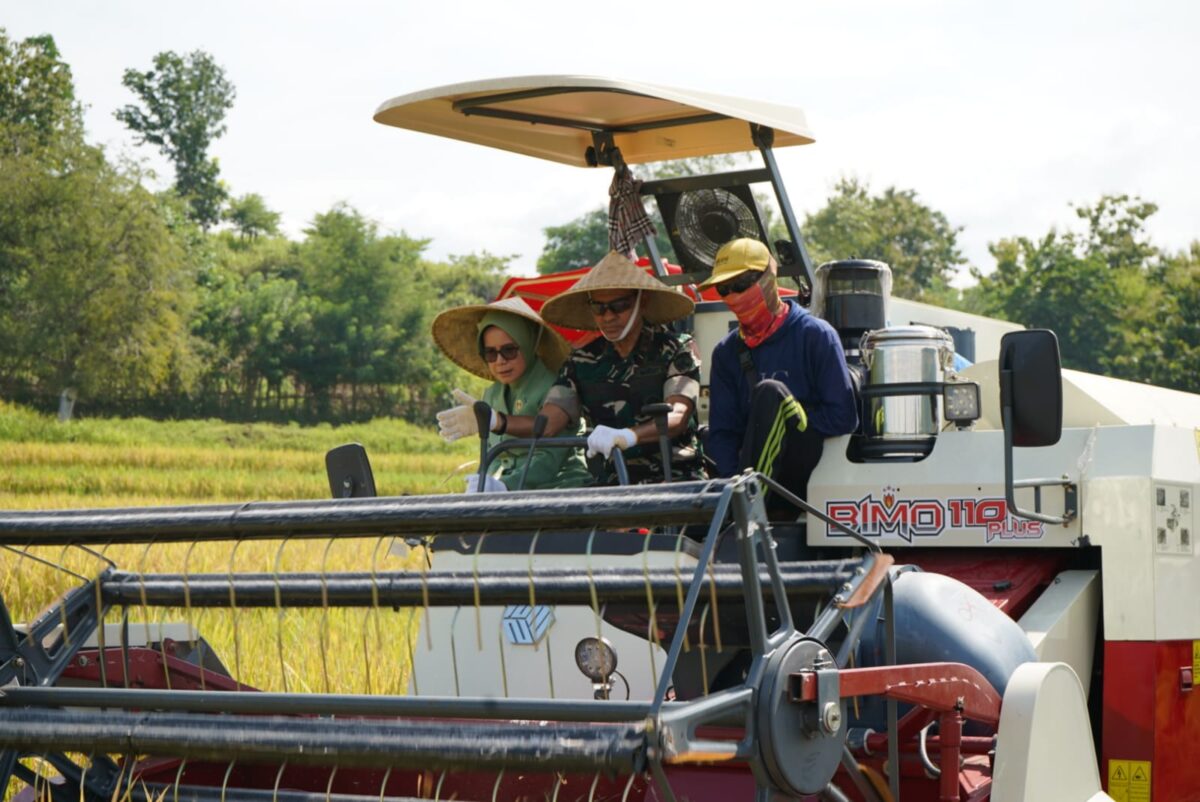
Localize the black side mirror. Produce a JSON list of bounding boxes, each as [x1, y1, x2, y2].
[[325, 443, 377, 499], [999, 330, 1062, 447], [998, 331, 1074, 524]]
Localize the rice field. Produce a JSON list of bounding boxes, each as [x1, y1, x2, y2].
[[0, 402, 477, 696]]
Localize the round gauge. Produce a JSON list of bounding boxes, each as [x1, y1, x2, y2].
[[574, 636, 617, 682]]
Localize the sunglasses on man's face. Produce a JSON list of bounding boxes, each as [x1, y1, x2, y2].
[[480, 344, 522, 363], [715, 271, 762, 297], [588, 294, 638, 317]]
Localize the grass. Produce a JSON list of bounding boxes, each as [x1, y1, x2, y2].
[[0, 401, 479, 698]]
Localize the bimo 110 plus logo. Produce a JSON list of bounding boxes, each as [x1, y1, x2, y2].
[[825, 486, 1043, 543]]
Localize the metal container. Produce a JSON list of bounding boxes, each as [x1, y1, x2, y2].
[[861, 325, 955, 440]]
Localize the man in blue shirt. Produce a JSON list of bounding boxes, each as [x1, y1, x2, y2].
[[700, 239, 858, 513]]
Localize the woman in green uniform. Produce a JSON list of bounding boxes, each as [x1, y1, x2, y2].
[[433, 296, 590, 492]]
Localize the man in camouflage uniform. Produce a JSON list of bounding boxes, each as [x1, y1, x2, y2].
[[502, 251, 705, 484]]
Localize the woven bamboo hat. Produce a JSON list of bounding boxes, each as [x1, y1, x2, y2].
[[540, 251, 695, 330], [432, 296, 571, 380]]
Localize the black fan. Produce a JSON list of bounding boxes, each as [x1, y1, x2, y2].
[[676, 188, 759, 267], [651, 182, 767, 279]]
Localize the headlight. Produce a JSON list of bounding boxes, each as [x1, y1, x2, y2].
[[943, 381, 981, 424], [574, 636, 617, 682]]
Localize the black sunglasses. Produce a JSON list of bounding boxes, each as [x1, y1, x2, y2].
[[480, 344, 522, 363], [715, 271, 762, 297], [587, 294, 638, 317]]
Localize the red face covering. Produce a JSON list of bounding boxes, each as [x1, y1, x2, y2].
[[725, 281, 788, 347]]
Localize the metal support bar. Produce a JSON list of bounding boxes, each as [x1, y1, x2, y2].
[[789, 662, 1001, 728], [0, 708, 647, 773], [650, 483, 736, 715], [639, 168, 773, 197], [0, 480, 730, 546], [100, 561, 860, 608], [751, 125, 815, 291], [0, 685, 672, 723], [0, 577, 108, 687]]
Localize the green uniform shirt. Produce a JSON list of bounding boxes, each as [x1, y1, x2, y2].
[[482, 359, 591, 490], [545, 325, 705, 484]]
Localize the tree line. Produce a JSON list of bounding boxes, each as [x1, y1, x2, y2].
[[1, 30, 1196, 426]]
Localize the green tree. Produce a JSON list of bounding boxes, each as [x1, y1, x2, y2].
[[969, 195, 1162, 380], [0, 148, 198, 400], [115, 50, 236, 229], [803, 177, 967, 300], [1150, 242, 1200, 392], [537, 208, 609, 274], [226, 193, 281, 242], [0, 29, 82, 152]]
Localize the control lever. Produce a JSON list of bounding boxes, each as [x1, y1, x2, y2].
[[473, 400, 493, 493], [516, 414, 548, 491], [642, 402, 673, 482]]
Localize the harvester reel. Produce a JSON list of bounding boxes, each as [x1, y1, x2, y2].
[[754, 637, 846, 798]]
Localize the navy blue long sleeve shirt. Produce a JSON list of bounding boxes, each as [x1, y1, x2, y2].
[[707, 300, 859, 477]]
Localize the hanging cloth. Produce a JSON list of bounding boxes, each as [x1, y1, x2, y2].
[[608, 165, 656, 260]]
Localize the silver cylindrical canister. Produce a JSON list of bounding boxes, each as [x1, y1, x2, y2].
[[861, 326, 954, 440]]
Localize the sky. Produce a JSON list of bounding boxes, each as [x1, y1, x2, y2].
[[7, 0, 1199, 284]]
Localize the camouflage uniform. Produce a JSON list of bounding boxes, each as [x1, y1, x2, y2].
[[544, 324, 705, 484]]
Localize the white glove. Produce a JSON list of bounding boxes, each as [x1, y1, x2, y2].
[[465, 474, 508, 493], [436, 388, 497, 442], [586, 426, 637, 459]]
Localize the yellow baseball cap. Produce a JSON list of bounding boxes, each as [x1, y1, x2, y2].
[[697, 238, 771, 289]]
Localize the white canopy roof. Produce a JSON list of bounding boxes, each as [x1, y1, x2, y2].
[[373, 75, 815, 167]]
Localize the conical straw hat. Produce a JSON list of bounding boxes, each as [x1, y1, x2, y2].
[[540, 251, 695, 330], [432, 296, 571, 379]]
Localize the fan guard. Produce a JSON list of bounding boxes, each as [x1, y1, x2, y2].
[[675, 188, 760, 267]]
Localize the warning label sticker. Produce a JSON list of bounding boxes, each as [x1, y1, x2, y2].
[[1108, 759, 1151, 802], [1193, 640, 1200, 677]]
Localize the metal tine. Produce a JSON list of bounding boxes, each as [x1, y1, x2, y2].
[[526, 529, 541, 653], [641, 533, 660, 685], [705, 539, 724, 654], [419, 531, 433, 652], [490, 768, 504, 802], [697, 602, 711, 697], [449, 605, 463, 697], [320, 537, 336, 695], [173, 758, 188, 802], [528, 529, 556, 698], [156, 605, 173, 691], [220, 760, 237, 802], [672, 534, 689, 653], [136, 540, 164, 690], [364, 535, 390, 696], [227, 540, 244, 692], [376, 767, 393, 802], [587, 771, 601, 802], [586, 527, 602, 641], [92, 556, 109, 689], [433, 770, 446, 802], [550, 772, 565, 802], [273, 537, 291, 693], [497, 618, 510, 697], [324, 765, 338, 802], [545, 629, 556, 699], [272, 761, 288, 802], [620, 771, 637, 802], [405, 608, 420, 698], [182, 539, 204, 692], [471, 530, 487, 652]]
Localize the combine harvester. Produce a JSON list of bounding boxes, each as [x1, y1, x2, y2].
[[2, 77, 1198, 802]]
